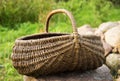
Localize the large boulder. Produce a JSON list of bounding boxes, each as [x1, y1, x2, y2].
[[104, 26, 120, 51], [23, 65, 113, 81], [95, 22, 119, 40], [96, 22, 119, 33]]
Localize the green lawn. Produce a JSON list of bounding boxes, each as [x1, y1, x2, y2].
[[0, 23, 39, 81]]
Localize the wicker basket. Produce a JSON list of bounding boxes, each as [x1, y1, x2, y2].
[[11, 9, 105, 77]]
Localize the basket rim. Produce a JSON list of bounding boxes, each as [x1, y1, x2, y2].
[[15, 33, 73, 43]]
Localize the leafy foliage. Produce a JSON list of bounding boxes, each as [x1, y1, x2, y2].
[[109, 0, 120, 6], [0, 0, 54, 27], [0, 0, 120, 28]]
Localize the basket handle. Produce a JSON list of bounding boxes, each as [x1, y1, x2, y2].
[[45, 9, 78, 34]]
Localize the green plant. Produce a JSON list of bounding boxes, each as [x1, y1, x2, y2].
[[0, 0, 120, 28], [0, 22, 39, 81], [109, 0, 120, 6], [0, 0, 55, 27]]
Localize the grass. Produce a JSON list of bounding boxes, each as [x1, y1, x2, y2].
[[0, 22, 40, 81], [0, 0, 120, 28]]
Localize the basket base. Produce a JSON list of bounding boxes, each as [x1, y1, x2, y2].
[[23, 65, 113, 81]]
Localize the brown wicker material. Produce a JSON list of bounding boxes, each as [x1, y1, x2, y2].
[[11, 9, 105, 77]]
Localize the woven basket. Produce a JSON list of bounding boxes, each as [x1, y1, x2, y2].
[[11, 9, 105, 77]]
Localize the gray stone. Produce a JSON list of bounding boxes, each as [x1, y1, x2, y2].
[[77, 24, 95, 35], [24, 65, 113, 81], [98, 22, 119, 33], [106, 53, 120, 72], [105, 25, 120, 47]]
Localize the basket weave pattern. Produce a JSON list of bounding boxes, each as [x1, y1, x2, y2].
[[11, 9, 105, 77]]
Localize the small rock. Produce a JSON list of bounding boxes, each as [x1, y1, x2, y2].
[[112, 46, 120, 54], [105, 25, 120, 47], [106, 53, 120, 76], [95, 22, 119, 40], [98, 22, 119, 33], [102, 40, 112, 56], [95, 29, 104, 40], [77, 25, 94, 35]]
